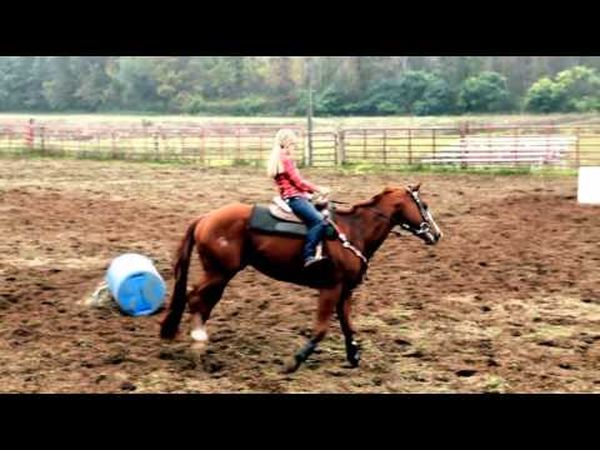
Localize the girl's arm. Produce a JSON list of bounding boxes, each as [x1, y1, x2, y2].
[[282, 157, 318, 193]]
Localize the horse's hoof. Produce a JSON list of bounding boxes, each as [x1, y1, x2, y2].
[[190, 341, 208, 354], [347, 353, 360, 368], [282, 356, 301, 374], [347, 345, 361, 368]]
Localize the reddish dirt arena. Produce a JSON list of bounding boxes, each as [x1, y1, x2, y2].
[[0, 159, 598, 392]]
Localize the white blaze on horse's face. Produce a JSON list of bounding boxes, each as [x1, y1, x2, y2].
[[422, 202, 443, 244]]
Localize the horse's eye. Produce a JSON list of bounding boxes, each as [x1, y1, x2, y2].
[[423, 202, 429, 210]]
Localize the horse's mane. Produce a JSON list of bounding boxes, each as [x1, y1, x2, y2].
[[334, 187, 397, 215]]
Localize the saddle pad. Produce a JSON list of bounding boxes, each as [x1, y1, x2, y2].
[[249, 205, 308, 237]]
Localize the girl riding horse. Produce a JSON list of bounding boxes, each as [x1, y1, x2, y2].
[[159, 177, 443, 372], [267, 129, 330, 268]]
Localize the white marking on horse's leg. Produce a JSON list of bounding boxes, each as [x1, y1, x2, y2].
[[190, 315, 209, 342], [191, 326, 209, 342]]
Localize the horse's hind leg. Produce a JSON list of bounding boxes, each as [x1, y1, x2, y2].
[[284, 284, 342, 373], [187, 272, 233, 343]]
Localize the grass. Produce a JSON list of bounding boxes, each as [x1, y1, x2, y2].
[[3, 112, 600, 128], [482, 375, 512, 393]]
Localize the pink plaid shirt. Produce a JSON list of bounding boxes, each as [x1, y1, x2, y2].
[[274, 155, 317, 199]]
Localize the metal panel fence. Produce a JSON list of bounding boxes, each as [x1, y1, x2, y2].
[[338, 125, 600, 168], [2, 120, 600, 168], [0, 121, 307, 167]]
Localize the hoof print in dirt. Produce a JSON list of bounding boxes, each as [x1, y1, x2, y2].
[[201, 358, 223, 373], [104, 350, 128, 365], [455, 369, 478, 377], [403, 350, 424, 358], [537, 339, 558, 347], [120, 381, 137, 392]]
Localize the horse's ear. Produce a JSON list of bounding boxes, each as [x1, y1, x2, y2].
[[411, 183, 421, 192]]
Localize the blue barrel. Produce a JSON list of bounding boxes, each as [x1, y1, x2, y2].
[[106, 253, 166, 316]]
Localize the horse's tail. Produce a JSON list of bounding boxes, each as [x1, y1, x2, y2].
[[160, 215, 204, 339]]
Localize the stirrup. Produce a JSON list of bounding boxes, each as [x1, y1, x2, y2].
[[304, 255, 327, 268]]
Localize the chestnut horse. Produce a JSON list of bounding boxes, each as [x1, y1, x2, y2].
[[160, 184, 442, 372]]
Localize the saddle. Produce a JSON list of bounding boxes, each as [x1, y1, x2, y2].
[[268, 195, 331, 223], [248, 195, 335, 238]]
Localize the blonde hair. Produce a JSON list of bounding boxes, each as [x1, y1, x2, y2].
[[267, 129, 298, 178]]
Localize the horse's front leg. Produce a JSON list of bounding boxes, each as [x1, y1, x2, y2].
[[284, 284, 342, 373], [337, 289, 360, 367]]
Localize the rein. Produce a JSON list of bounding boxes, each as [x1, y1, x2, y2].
[[325, 189, 432, 275], [333, 189, 432, 239]]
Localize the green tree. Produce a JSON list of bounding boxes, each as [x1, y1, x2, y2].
[[414, 78, 455, 115], [42, 57, 78, 111], [524, 77, 566, 113], [360, 71, 452, 115], [113, 57, 161, 110], [71, 57, 113, 111], [0, 57, 49, 111], [525, 66, 600, 113], [554, 66, 600, 112], [458, 71, 512, 113]]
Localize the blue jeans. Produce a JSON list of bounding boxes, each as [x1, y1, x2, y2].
[[286, 196, 327, 261]]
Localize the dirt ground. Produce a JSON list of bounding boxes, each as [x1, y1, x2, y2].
[[0, 158, 598, 393]]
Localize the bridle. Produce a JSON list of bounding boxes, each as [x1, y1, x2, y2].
[[330, 188, 440, 241], [399, 188, 433, 237], [325, 188, 440, 273], [361, 188, 437, 239]]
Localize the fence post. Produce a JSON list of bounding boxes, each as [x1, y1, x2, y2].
[[575, 128, 581, 168], [339, 129, 345, 166], [236, 127, 241, 162], [259, 134, 265, 166], [111, 131, 116, 158], [154, 132, 159, 161], [74, 130, 80, 155], [160, 129, 167, 161], [333, 132, 338, 166], [545, 126, 550, 165], [25, 119, 34, 150], [180, 132, 185, 160], [408, 129, 413, 165], [308, 131, 314, 167], [198, 128, 204, 165], [383, 130, 387, 165], [143, 123, 148, 155], [362, 129, 367, 160], [219, 134, 224, 164], [41, 126, 46, 154], [432, 128, 437, 162], [459, 123, 467, 168]]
